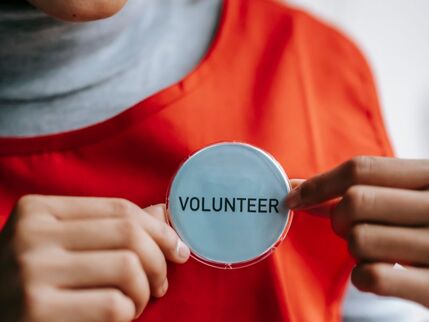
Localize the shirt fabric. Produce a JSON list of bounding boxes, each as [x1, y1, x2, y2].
[[286, 2, 429, 320], [0, 0, 394, 321], [0, 0, 221, 136]]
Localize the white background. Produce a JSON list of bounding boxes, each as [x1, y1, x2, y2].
[[285, 1, 429, 320], [287, 0, 429, 159]]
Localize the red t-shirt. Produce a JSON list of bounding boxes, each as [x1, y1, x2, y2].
[[0, 0, 393, 321]]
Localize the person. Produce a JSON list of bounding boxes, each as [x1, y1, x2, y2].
[[286, 158, 429, 308], [0, 0, 428, 321]]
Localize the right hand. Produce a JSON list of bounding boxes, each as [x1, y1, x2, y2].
[[0, 195, 190, 322]]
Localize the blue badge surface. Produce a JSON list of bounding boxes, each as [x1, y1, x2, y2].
[[167, 143, 292, 268]]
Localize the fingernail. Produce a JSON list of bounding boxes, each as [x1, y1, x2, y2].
[[160, 279, 169, 296], [176, 239, 190, 259], [286, 188, 303, 209], [393, 263, 407, 271]]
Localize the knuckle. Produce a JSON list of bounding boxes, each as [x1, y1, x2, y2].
[[14, 195, 43, 218], [347, 156, 376, 184], [330, 206, 345, 236], [423, 191, 429, 213], [148, 254, 167, 283], [119, 219, 141, 248], [112, 198, 138, 218], [136, 275, 151, 309], [118, 251, 150, 313], [103, 290, 128, 322], [23, 286, 37, 308], [13, 219, 57, 251], [120, 251, 141, 283], [141, 287, 150, 311], [153, 204, 167, 221], [138, 234, 167, 284], [16, 253, 38, 280], [344, 186, 376, 224], [343, 186, 366, 221], [348, 224, 369, 260], [157, 222, 177, 251], [14, 219, 34, 244], [363, 265, 387, 295], [158, 221, 169, 238], [23, 287, 49, 321]]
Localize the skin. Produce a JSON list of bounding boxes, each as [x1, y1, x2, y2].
[[27, 0, 128, 21], [0, 2, 188, 321], [4, 0, 429, 317], [286, 156, 429, 308], [0, 196, 190, 322]]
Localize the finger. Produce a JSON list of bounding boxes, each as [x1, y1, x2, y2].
[[56, 222, 169, 298], [288, 181, 338, 217], [58, 199, 191, 263], [331, 186, 429, 236], [26, 196, 191, 263], [58, 216, 190, 264], [352, 263, 429, 308], [145, 204, 167, 222], [290, 201, 339, 218], [40, 251, 151, 316], [347, 224, 429, 265], [137, 206, 190, 263], [21, 195, 143, 220], [286, 157, 429, 209], [23, 196, 189, 263], [40, 288, 136, 322]]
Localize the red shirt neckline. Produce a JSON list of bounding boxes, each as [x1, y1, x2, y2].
[[0, 0, 232, 156]]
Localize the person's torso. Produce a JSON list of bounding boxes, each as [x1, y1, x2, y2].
[[0, 0, 393, 321]]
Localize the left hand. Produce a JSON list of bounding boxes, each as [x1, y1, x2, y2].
[[286, 156, 429, 308]]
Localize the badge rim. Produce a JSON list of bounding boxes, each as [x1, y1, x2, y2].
[[166, 142, 293, 269]]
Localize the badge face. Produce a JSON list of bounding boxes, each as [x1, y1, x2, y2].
[[167, 142, 292, 269]]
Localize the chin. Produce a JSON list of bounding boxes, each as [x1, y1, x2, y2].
[[27, 0, 128, 22]]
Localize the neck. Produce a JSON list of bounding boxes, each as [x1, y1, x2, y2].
[[0, 0, 222, 136], [0, 0, 165, 101]]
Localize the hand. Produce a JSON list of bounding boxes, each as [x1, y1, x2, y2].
[[0, 195, 190, 322], [286, 157, 429, 307]]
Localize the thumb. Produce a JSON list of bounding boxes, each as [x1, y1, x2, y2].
[[288, 179, 339, 217], [144, 204, 168, 223]]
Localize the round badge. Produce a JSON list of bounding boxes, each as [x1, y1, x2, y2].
[[166, 142, 292, 269]]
